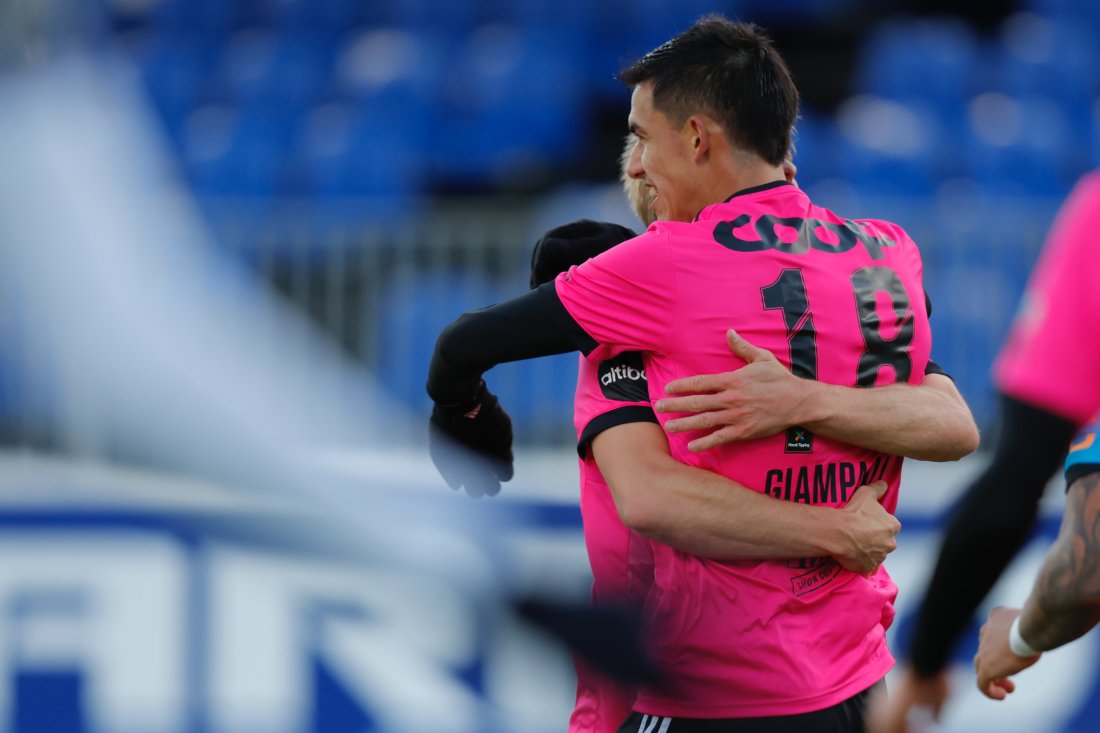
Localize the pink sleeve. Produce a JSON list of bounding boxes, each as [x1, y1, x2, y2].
[[554, 231, 677, 362], [995, 173, 1100, 424], [573, 352, 655, 453]]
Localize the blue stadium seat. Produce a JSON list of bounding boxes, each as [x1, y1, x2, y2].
[[854, 17, 984, 111], [427, 25, 587, 187], [920, 214, 1040, 429], [133, 31, 219, 141], [1023, 0, 1100, 21], [381, 0, 481, 37], [510, 30, 587, 156], [183, 103, 293, 198], [149, 0, 239, 34], [249, 0, 360, 33], [995, 14, 1096, 110], [990, 11, 1091, 186], [478, 0, 597, 34], [631, 0, 737, 40], [743, 0, 855, 22], [306, 28, 440, 217], [286, 89, 428, 226], [329, 27, 446, 108], [833, 96, 940, 196], [208, 29, 332, 111], [963, 93, 1074, 196]]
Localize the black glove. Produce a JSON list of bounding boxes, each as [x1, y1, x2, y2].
[[529, 219, 638, 288], [429, 380, 514, 498]]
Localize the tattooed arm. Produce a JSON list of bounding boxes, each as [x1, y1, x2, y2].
[[974, 471, 1100, 699], [1021, 471, 1100, 648]]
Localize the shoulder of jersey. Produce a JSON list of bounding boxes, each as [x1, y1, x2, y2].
[[853, 217, 913, 246]]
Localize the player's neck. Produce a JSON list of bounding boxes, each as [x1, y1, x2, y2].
[[686, 152, 788, 216], [720, 156, 787, 198]]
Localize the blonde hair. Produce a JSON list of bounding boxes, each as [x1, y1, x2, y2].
[[619, 134, 656, 227]]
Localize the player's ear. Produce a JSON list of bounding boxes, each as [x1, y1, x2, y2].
[[687, 115, 710, 163]]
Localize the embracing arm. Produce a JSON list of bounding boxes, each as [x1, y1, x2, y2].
[[789, 372, 977, 462], [427, 283, 592, 403], [656, 330, 980, 461], [591, 421, 898, 572]]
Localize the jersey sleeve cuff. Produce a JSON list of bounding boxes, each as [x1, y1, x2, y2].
[[577, 406, 659, 458], [925, 360, 951, 381], [1065, 463, 1100, 487]]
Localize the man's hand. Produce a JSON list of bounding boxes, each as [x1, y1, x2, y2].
[[429, 381, 514, 498], [974, 606, 1040, 700], [866, 667, 950, 733], [835, 481, 899, 574], [529, 219, 637, 288], [655, 329, 815, 451]]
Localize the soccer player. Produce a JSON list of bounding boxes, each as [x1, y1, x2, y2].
[[547, 139, 908, 733], [428, 17, 970, 730], [868, 171, 1100, 732], [549, 224, 907, 733]]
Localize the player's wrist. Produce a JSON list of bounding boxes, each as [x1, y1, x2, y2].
[[1009, 616, 1041, 657], [814, 506, 852, 560], [431, 379, 488, 413], [794, 379, 833, 428]]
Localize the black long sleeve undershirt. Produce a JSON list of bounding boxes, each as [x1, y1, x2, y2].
[[908, 393, 1079, 677], [425, 282, 597, 405]]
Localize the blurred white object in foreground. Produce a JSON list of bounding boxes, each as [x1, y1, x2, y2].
[[0, 54, 378, 488], [0, 53, 577, 733]]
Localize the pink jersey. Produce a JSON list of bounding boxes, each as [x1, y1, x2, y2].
[[569, 351, 656, 733], [995, 171, 1100, 425], [555, 181, 930, 717]]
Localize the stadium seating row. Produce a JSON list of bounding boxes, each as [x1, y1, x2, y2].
[[110, 2, 1100, 211]]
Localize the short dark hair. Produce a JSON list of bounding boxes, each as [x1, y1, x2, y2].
[[618, 16, 798, 166]]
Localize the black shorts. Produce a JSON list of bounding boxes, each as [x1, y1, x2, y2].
[[614, 680, 883, 733]]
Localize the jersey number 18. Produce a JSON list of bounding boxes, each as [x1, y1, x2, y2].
[[761, 267, 914, 386]]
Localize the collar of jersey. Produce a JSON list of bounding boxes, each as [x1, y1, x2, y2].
[[692, 179, 794, 222]]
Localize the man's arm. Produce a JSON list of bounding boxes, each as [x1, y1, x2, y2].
[[1021, 470, 1100, 649], [790, 371, 976, 461], [591, 421, 898, 572], [427, 284, 591, 404], [655, 329, 980, 460], [425, 290, 976, 496], [974, 470, 1100, 699]]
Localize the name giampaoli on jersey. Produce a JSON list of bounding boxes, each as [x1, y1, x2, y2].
[[764, 454, 895, 505]]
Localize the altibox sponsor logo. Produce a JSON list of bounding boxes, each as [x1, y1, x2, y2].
[[597, 353, 648, 402]]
